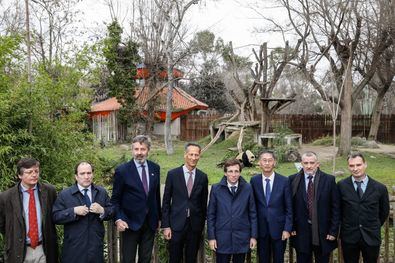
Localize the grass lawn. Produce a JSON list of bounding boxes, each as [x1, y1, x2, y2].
[[98, 137, 395, 189]]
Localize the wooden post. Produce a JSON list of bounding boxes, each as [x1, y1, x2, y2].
[[384, 219, 389, 263], [392, 186, 395, 263], [260, 42, 268, 135]]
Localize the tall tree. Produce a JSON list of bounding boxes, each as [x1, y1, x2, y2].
[[220, 40, 302, 132], [279, 0, 393, 156], [153, 0, 199, 154], [103, 20, 140, 132], [187, 30, 234, 113]]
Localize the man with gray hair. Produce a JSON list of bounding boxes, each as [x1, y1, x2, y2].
[[289, 151, 340, 263], [161, 142, 208, 263], [111, 135, 161, 263]]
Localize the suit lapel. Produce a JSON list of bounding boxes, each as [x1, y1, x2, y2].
[[11, 186, 24, 227], [91, 184, 98, 203], [38, 184, 47, 227], [299, 175, 307, 202], [255, 175, 267, 206], [344, 177, 360, 200], [177, 166, 189, 198], [314, 171, 322, 201], [269, 174, 280, 205], [147, 161, 157, 194], [131, 160, 146, 194], [360, 176, 374, 201]]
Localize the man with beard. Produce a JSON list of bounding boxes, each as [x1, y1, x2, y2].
[[111, 135, 161, 263], [289, 151, 340, 263]]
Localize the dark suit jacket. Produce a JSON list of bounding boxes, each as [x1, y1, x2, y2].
[[289, 169, 340, 254], [338, 175, 389, 246], [250, 172, 292, 240], [207, 176, 257, 254], [111, 159, 161, 231], [161, 166, 208, 232], [53, 183, 114, 263], [0, 182, 59, 263]]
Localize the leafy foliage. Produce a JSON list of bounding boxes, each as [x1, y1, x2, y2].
[[102, 20, 140, 127], [0, 35, 106, 191]]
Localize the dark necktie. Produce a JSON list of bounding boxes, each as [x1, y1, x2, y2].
[[307, 175, 314, 220], [265, 178, 271, 205], [230, 186, 237, 196], [141, 164, 148, 195], [355, 181, 363, 199], [27, 189, 39, 249], [187, 171, 194, 197], [83, 188, 91, 207]]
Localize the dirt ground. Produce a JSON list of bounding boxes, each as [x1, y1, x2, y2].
[[300, 143, 395, 161]]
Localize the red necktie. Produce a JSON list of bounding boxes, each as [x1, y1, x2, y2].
[[27, 189, 39, 249], [307, 176, 314, 220]]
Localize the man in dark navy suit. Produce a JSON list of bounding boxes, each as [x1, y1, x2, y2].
[[161, 142, 208, 263], [250, 150, 292, 263], [338, 152, 389, 263], [289, 151, 340, 263], [111, 135, 161, 263]]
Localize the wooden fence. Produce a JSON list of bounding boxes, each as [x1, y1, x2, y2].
[[270, 114, 395, 144], [179, 114, 395, 143], [179, 114, 222, 141], [106, 186, 395, 263]]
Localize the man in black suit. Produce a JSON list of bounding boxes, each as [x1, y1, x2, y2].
[[161, 142, 209, 263], [111, 135, 161, 263], [338, 152, 389, 263], [289, 151, 340, 263]]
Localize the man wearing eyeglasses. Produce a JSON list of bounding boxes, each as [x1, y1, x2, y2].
[[0, 157, 58, 263]]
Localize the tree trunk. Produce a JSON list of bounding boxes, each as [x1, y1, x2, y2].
[[145, 79, 157, 135], [164, 51, 174, 155], [368, 89, 387, 141], [338, 68, 353, 156], [261, 102, 270, 133], [25, 0, 33, 133]]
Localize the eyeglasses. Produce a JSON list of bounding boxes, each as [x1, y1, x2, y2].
[[23, 169, 39, 175]]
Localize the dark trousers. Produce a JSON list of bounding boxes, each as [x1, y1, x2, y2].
[[258, 236, 286, 263], [216, 253, 246, 263], [169, 218, 202, 263], [121, 220, 155, 263], [296, 245, 330, 263], [342, 239, 380, 263]]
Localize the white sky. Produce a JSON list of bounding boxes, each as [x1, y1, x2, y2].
[[75, 0, 287, 58]]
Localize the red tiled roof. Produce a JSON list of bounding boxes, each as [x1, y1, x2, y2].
[[90, 87, 208, 120]]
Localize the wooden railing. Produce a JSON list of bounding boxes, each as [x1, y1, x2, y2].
[[106, 187, 395, 263]]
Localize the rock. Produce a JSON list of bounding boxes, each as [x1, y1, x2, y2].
[[363, 140, 379, 149], [119, 144, 130, 150], [334, 170, 345, 177], [286, 150, 301, 162]]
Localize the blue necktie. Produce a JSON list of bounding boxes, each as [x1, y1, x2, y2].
[[355, 181, 363, 199], [230, 186, 237, 196], [83, 188, 91, 207], [265, 178, 271, 205]]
